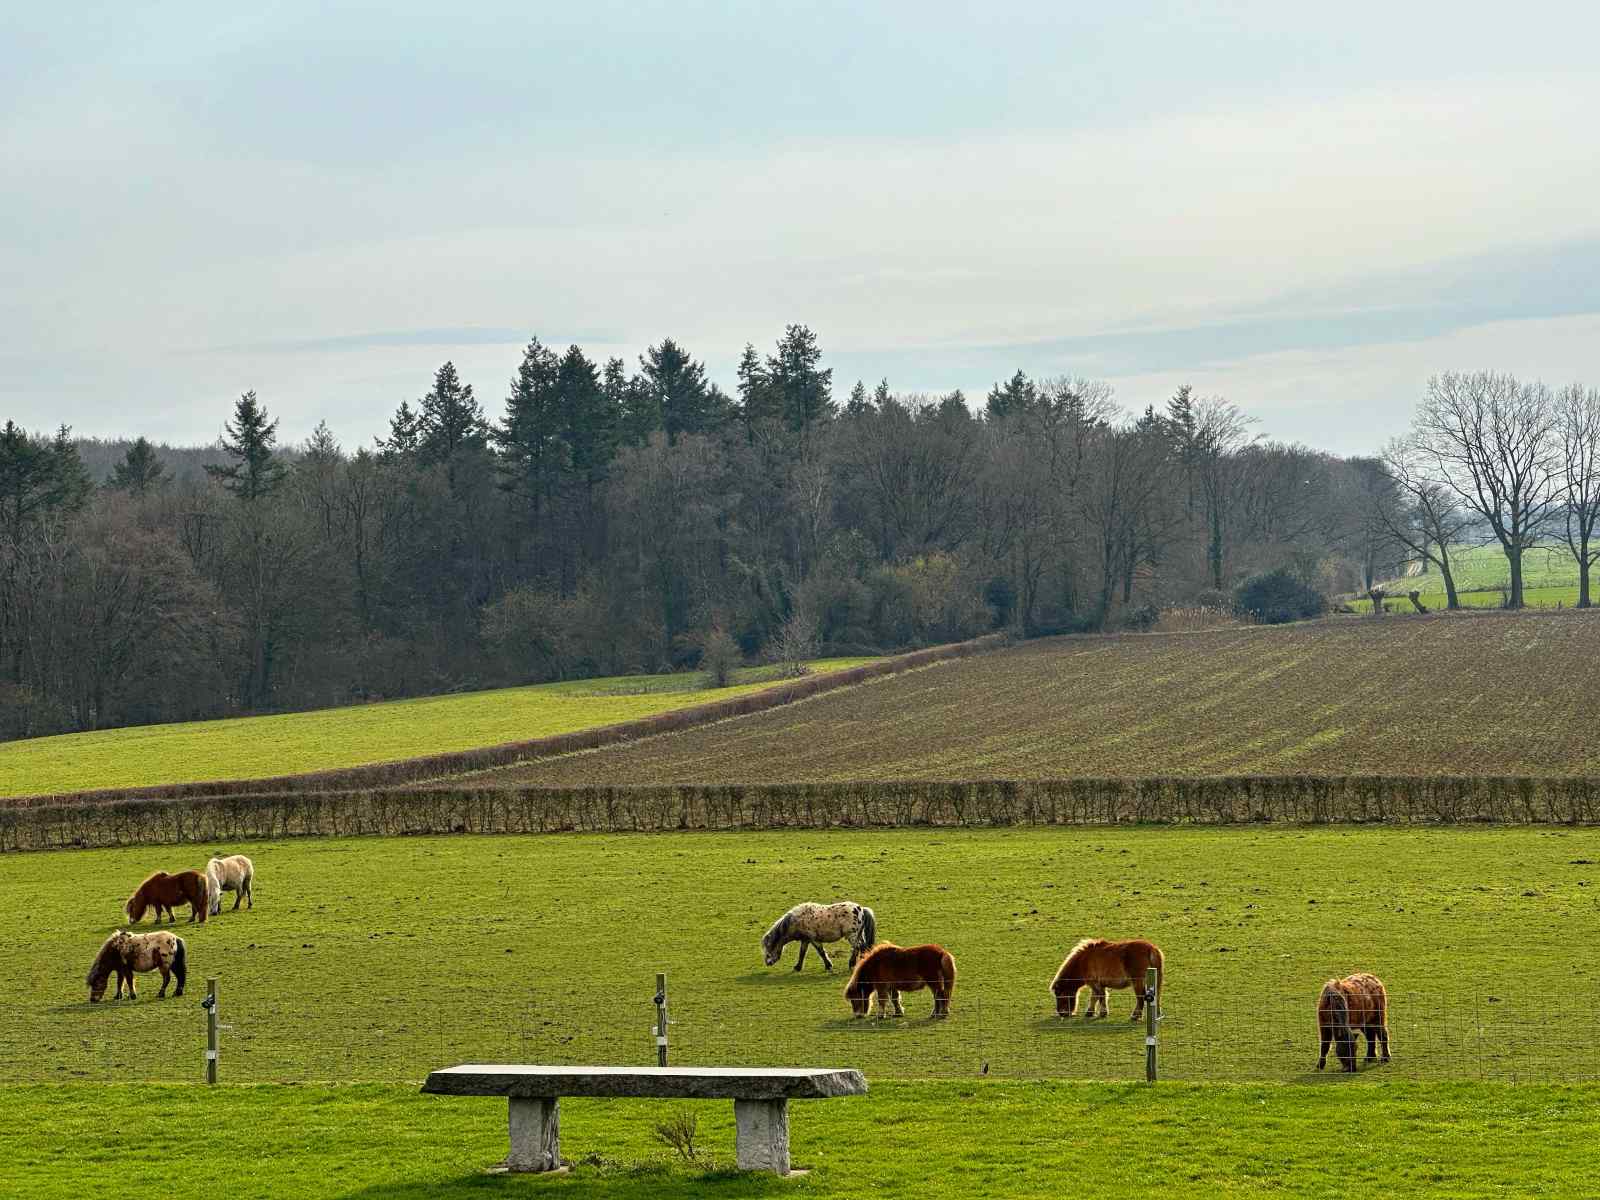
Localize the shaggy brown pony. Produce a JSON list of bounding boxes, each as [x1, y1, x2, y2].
[[1317, 973, 1390, 1072], [125, 870, 208, 924], [844, 943, 956, 1019], [86, 930, 187, 1002], [1050, 938, 1164, 1020]]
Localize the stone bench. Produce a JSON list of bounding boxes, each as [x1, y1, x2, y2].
[[420, 1064, 868, 1176]]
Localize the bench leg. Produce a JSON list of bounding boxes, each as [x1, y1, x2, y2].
[[504, 1096, 560, 1173], [733, 1098, 790, 1175]]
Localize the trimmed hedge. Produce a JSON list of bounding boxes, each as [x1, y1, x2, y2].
[[4, 775, 1598, 851], [1, 634, 1007, 809]]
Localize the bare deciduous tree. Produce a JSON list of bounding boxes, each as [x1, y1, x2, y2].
[[1554, 384, 1600, 608], [1376, 436, 1474, 609]]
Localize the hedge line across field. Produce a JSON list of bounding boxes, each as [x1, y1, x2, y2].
[[6, 775, 1600, 851], [2, 634, 1007, 809]]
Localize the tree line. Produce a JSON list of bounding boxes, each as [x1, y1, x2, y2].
[[2, 324, 1469, 740]]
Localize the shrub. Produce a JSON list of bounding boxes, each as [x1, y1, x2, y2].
[[1119, 603, 1160, 632], [699, 629, 742, 688], [653, 1108, 699, 1161], [1233, 569, 1327, 625]]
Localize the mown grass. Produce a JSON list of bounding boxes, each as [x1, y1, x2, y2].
[[6, 826, 1599, 1086], [4, 1079, 1598, 1199], [486, 614, 1600, 783], [1354, 543, 1592, 611], [0, 658, 873, 799]]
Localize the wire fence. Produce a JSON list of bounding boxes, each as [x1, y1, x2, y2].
[[13, 976, 1599, 1086]]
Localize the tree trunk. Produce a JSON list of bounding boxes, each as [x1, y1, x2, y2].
[[1507, 546, 1524, 609], [1580, 538, 1592, 609]]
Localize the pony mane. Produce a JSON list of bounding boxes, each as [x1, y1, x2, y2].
[[760, 911, 792, 955], [86, 932, 125, 984], [1065, 937, 1108, 961], [125, 871, 165, 918]]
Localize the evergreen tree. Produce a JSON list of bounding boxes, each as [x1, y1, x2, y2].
[[49, 425, 93, 513], [766, 324, 833, 430], [205, 391, 287, 501], [417, 361, 488, 466], [845, 380, 871, 417], [494, 337, 564, 516], [609, 356, 655, 448], [303, 420, 342, 466], [736, 341, 778, 432], [108, 436, 170, 496], [555, 344, 618, 483], [985, 370, 1037, 420], [379, 400, 423, 458], [872, 378, 892, 410], [937, 389, 971, 420], [641, 338, 716, 443]]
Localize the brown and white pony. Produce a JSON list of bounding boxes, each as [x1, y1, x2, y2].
[[206, 854, 255, 915], [1317, 973, 1390, 1072], [86, 930, 187, 1002], [762, 901, 877, 971], [844, 943, 956, 1019], [125, 870, 208, 924], [1050, 938, 1164, 1020]]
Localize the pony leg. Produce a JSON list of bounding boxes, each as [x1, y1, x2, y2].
[[891, 989, 904, 1018], [233, 882, 243, 911], [794, 940, 810, 971], [1129, 984, 1145, 1022], [1317, 1026, 1330, 1070], [246, 877, 253, 909], [157, 964, 170, 998], [126, 970, 137, 1001], [815, 943, 834, 972], [1379, 1023, 1390, 1063]]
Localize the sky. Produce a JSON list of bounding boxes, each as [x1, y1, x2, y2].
[[5, 1, 1600, 455]]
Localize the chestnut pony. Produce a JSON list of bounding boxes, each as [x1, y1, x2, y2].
[[1050, 938, 1163, 1020], [125, 870, 209, 924], [844, 943, 956, 1019], [1317, 973, 1390, 1072]]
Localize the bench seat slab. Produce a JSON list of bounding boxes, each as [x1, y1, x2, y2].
[[423, 1064, 867, 1101]]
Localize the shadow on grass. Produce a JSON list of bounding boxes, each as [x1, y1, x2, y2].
[[1027, 1016, 1145, 1037], [337, 1162, 795, 1199], [731, 968, 846, 987]]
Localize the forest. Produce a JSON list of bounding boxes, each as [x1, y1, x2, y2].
[[3, 325, 1592, 741]]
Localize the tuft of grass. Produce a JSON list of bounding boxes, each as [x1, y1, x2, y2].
[[0, 658, 874, 799]]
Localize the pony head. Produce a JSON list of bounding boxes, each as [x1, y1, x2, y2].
[[1319, 982, 1356, 1071], [761, 914, 791, 966], [87, 932, 126, 1002], [124, 889, 147, 923], [1050, 940, 1096, 1017], [844, 974, 874, 1018]]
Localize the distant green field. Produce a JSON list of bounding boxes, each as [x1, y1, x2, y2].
[[1356, 543, 1590, 611], [5, 1080, 1596, 1199], [0, 658, 873, 798]]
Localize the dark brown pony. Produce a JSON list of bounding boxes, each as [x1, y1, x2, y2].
[[1050, 938, 1163, 1020], [843, 943, 956, 1019], [1317, 973, 1390, 1072], [125, 870, 208, 924]]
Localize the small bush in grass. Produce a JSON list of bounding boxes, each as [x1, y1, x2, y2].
[[1233, 569, 1327, 625], [699, 630, 742, 688], [653, 1108, 699, 1161], [1119, 603, 1160, 632]]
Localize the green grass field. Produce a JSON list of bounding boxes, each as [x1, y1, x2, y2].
[[5, 825, 1600, 1196], [0, 658, 873, 799], [7, 826, 1599, 1086], [1355, 543, 1591, 611], [483, 614, 1600, 783], [5, 1080, 1597, 1199]]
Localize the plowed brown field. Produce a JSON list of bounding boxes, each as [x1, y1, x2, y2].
[[475, 613, 1600, 784]]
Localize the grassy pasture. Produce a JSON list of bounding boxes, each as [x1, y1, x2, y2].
[[481, 614, 1600, 784], [1354, 543, 1591, 611], [6, 826, 1599, 1087], [5, 1079, 1598, 1199], [0, 658, 872, 799]]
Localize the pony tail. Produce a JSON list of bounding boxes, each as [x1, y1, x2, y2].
[[859, 906, 877, 950], [172, 937, 187, 991], [1320, 983, 1349, 1029]]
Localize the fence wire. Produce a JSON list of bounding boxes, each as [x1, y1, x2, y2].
[[11, 980, 1597, 1086]]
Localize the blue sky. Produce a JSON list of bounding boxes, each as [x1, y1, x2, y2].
[[5, 1, 1600, 453]]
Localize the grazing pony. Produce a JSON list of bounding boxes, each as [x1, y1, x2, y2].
[[125, 870, 208, 925], [1317, 973, 1390, 1072], [844, 943, 956, 1019], [761, 901, 877, 972], [1050, 938, 1164, 1020], [205, 854, 255, 915], [86, 930, 187, 1002]]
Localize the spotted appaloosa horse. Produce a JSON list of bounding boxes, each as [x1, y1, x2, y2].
[[1050, 938, 1164, 1020], [844, 943, 956, 1019], [86, 930, 187, 1002], [761, 902, 877, 971], [1317, 973, 1390, 1072]]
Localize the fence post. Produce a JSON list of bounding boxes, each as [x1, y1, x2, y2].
[[654, 973, 668, 1067], [1144, 966, 1158, 1082], [204, 977, 219, 1084]]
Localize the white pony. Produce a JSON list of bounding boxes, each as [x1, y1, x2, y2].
[[205, 854, 255, 915]]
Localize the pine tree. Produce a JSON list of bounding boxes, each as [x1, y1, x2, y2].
[[937, 389, 970, 420], [417, 361, 488, 466], [766, 324, 833, 430], [872, 378, 892, 410], [736, 342, 778, 433], [108, 437, 170, 496], [206, 391, 287, 501], [985, 370, 1037, 420], [50, 425, 93, 512], [641, 338, 715, 443], [845, 380, 871, 417], [494, 337, 564, 517], [609, 357, 655, 447], [379, 401, 423, 458], [555, 344, 617, 483], [303, 420, 342, 466]]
